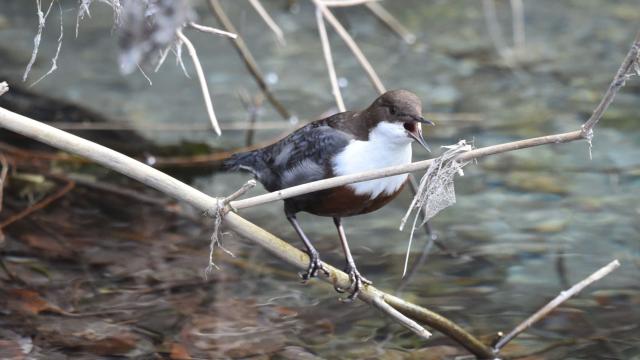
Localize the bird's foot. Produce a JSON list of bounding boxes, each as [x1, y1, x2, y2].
[[334, 265, 372, 302], [299, 252, 329, 282]]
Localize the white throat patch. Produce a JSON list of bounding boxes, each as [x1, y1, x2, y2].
[[332, 122, 412, 198]]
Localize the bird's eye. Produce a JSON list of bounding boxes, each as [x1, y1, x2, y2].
[[389, 106, 397, 115]]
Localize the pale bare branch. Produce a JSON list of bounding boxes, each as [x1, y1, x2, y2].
[[509, 0, 525, 50], [23, 0, 55, 82], [482, 0, 510, 61], [313, 0, 386, 94], [321, 0, 377, 7], [229, 130, 585, 210], [247, 0, 285, 45], [315, 6, 346, 112], [581, 32, 640, 135], [136, 63, 152, 86], [176, 28, 222, 136], [30, 1, 63, 87], [372, 296, 432, 339], [188, 21, 237, 39], [493, 259, 621, 352]]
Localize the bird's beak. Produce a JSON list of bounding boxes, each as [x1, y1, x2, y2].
[[409, 116, 434, 152], [415, 116, 435, 126]]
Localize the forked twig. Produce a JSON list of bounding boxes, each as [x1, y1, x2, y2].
[[493, 259, 621, 352], [581, 31, 640, 135], [372, 296, 432, 339], [204, 179, 257, 273], [23, 0, 55, 82], [176, 28, 222, 136], [315, 6, 346, 112]]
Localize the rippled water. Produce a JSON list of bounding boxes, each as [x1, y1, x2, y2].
[[1, 0, 639, 358]]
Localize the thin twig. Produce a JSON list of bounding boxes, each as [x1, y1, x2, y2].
[[188, 21, 237, 39], [30, 0, 63, 87], [229, 130, 586, 210], [482, 0, 514, 67], [493, 259, 621, 352], [581, 32, 640, 135], [176, 28, 222, 136], [315, 6, 346, 112], [208, 0, 292, 120], [365, 2, 416, 45], [372, 296, 432, 339], [23, 0, 55, 82], [247, 0, 286, 45], [0, 176, 75, 229], [0, 105, 494, 359], [509, 0, 525, 51], [224, 179, 256, 203], [322, 0, 377, 7], [313, 0, 386, 94], [238, 91, 264, 146]]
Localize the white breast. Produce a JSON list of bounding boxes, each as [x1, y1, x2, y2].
[[332, 121, 412, 199]]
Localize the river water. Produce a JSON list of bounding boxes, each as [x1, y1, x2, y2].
[[0, 0, 638, 359]]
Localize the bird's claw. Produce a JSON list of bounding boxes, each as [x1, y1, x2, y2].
[[334, 265, 371, 302], [299, 253, 329, 282]]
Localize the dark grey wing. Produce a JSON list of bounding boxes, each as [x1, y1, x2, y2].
[[260, 121, 352, 191]]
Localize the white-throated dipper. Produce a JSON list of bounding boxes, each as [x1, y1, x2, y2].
[[224, 89, 433, 300]]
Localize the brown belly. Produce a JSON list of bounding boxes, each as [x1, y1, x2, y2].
[[303, 182, 406, 217]]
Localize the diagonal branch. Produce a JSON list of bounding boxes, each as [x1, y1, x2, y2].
[[313, 0, 386, 94], [493, 259, 621, 352], [208, 0, 292, 120], [176, 28, 222, 136], [581, 31, 640, 135], [315, 6, 346, 112], [247, 0, 286, 45]]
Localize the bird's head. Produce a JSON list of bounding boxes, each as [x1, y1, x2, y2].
[[365, 89, 434, 151]]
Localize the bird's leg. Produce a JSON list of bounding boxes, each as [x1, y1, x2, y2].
[[287, 213, 329, 281], [333, 217, 371, 301]]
